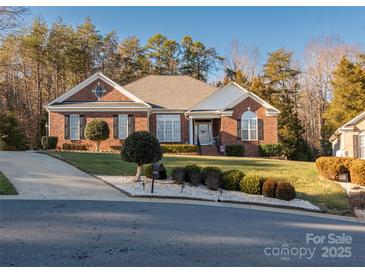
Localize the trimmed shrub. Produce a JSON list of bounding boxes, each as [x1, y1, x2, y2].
[[184, 164, 201, 182], [62, 143, 87, 151], [275, 182, 296, 201], [121, 131, 163, 181], [221, 170, 245, 191], [315, 157, 353, 180], [259, 144, 283, 157], [161, 144, 198, 154], [262, 179, 278, 198], [41, 136, 58, 150], [202, 166, 222, 190], [205, 172, 222, 190], [349, 159, 365, 186], [171, 167, 186, 184], [202, 166, 222, 179], [84, 119, 110, 152], [189, 171, 203, 186], [144, 163, 167, 180], [239, 174, 265, 195], [225, 144, 245, 157]]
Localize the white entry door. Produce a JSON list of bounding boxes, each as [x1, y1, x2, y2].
[[195, 123, 212, 145]]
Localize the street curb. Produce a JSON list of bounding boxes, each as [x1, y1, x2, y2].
[[39, 151, 351, 217]]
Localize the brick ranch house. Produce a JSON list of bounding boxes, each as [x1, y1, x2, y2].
[[46, 72, 280, 156]]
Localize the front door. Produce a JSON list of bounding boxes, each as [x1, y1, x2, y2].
[[195, 122, 212, 145]]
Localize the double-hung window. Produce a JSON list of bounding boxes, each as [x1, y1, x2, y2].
[[118, 114, 128, 139], [156, 115, 181, 142], [241, 111, 258, 141], [70, 114, 80, 140]]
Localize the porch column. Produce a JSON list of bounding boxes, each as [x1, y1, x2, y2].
[[189, 117, 193, 144]]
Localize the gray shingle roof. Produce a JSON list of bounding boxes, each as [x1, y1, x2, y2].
[[123, 75, 217, 110]]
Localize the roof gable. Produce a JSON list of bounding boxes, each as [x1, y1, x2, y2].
[[48, 72, 150, 107], [189, 82, 280, 114]]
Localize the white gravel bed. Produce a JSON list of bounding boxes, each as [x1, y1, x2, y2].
[[98, 175, 321, 211]]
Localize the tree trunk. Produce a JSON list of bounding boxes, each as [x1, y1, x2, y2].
[[135, 165, 143, 182], [96, 141, 100, 152]]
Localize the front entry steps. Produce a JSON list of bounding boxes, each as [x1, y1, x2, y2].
[[200, 145, 221, 156]]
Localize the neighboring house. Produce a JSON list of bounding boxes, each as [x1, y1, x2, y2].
[[329, 111, 365, 159], [46, 72, 280, 156]]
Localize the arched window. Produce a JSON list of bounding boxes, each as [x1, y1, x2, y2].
[[360, 130, 365, 159], [241, 111, 257, 141]]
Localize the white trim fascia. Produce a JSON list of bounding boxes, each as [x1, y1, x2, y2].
[[187, 81, 281, 115], [151, 109, 186, 113], [227, 82, 281, 114], [47, 106, 150, 112], [342, 111, 365, 127], [47, 72, 151, 108]]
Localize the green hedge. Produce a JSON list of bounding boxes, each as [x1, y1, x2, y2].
[[161, 144, 198, 154], [62, 143, 88, 151], [225, 144, 245, 157], [41, 136, 58, 150], [259, 144, 283, 157]]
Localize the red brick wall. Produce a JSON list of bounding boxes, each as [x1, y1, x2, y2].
[[220, 97, 278, 156], [149, 113, 189, 144], [65, 79, 132, 102], [49, 111, 148, 151]]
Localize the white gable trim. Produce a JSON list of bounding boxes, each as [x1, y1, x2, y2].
[[48, 72, 151, 108], [188, 81, 280, 115], [226, 82, 281, 114]]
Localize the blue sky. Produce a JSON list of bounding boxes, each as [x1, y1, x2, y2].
[[27, 7, 365, 79]]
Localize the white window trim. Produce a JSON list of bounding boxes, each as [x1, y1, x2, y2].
[[359, 131, 365, 159], [241, 111, 258, 141], [118, 114, 128, 140], [156, 114, 181, 143], [70, 114, 80, 140]]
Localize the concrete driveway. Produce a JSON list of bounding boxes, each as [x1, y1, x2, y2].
[[0, 151, 124, 199]]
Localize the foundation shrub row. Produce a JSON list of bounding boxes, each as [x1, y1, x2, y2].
[[169, 164, 296, 201]]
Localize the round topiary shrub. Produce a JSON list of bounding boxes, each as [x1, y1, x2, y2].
[[121, 131, 163, 181], [239, 174, 265, 194], [41, 136, 58, 150], [349, 159, 365, 186], [171, 167, 186, 184], [202, 166, 222, 179], [84, 119, 110, 152], [221, 170, 245, 191], [225, 144, 245, 157], [189, 170, 202, 186], [184, 164, 201, 182], [201, 166, 222, 190], [205, 172, 222, 190], [275, 182, 296, 201], [262, 179, 278, 198], [144, 163, 167, 180]]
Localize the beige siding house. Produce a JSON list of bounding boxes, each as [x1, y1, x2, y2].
[[330, 111, 365, 159]]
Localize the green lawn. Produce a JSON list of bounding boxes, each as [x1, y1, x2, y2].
[[46, 151, 351, 214], [0, 171, 17, 195]]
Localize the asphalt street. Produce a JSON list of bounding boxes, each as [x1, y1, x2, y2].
[[0, 199, 364, 266]]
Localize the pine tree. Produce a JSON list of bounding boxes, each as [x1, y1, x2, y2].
[[263, 49, 307, 159], [325, 57, 365, 132]]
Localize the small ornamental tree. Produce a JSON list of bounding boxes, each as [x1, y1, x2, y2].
[[121, 131, 163, 181], [84, 119, 110, 152]]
